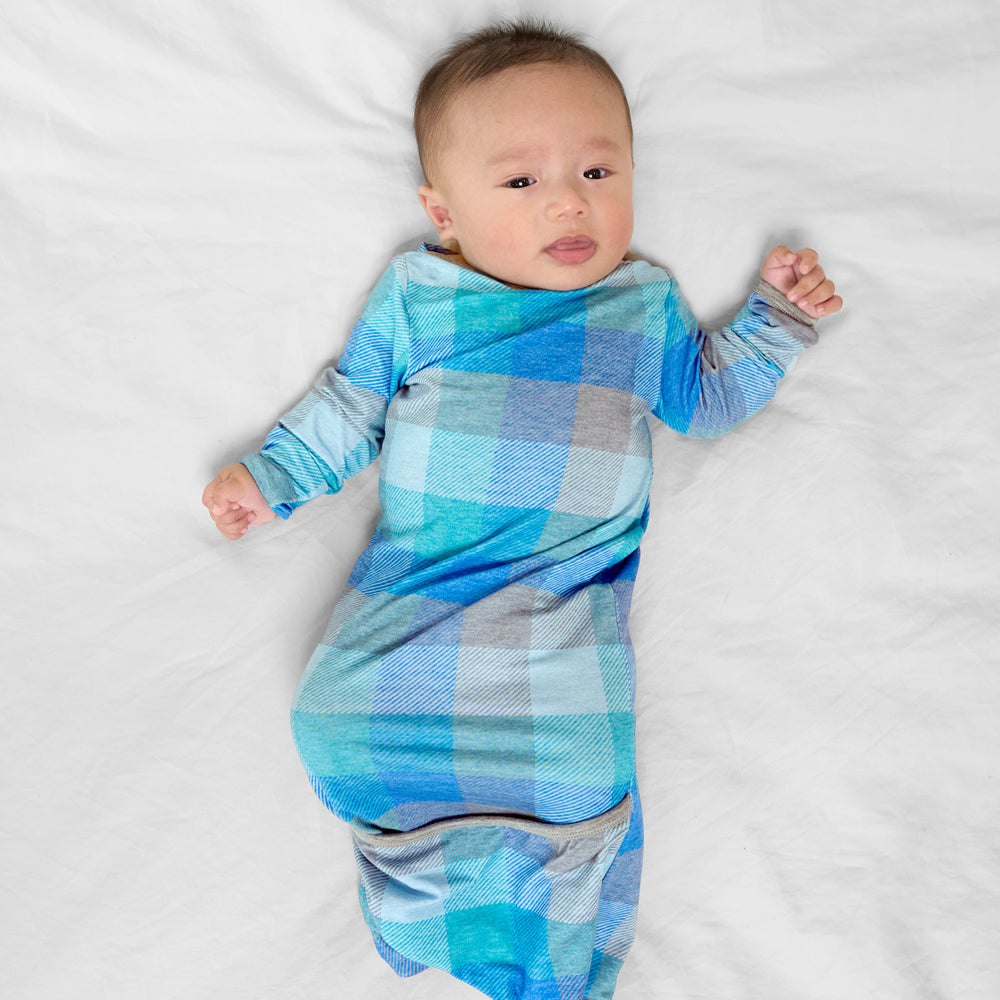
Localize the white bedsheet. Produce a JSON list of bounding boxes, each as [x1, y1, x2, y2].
[[4, 1, 998, 997]]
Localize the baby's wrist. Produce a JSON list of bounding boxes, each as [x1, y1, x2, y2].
[[755, 279, 816, 326]]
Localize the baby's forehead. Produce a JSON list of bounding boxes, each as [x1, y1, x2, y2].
[[447, 64, 630, 136], [423, 61, 632, 183], [455, 61, 619, 107]]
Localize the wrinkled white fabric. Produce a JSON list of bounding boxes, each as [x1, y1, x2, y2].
[[3, 2, 998, 998]]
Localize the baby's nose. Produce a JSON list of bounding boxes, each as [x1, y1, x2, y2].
[[546, 182, 588, 221]]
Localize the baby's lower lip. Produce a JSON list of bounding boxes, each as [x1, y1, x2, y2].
[[545, 236, 596, 265]]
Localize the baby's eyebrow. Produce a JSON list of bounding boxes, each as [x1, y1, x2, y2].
[[487, 138, 626, 167]]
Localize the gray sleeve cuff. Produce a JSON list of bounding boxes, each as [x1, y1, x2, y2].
[[755, 279, 817, 327]]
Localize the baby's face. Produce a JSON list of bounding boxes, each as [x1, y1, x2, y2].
[[419, 63, 634, 291]]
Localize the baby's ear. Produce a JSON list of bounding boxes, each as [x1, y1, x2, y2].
[[419, 185, 454, 239]]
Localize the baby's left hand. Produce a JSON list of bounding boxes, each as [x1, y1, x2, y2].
[[761, 245, 842, 319]]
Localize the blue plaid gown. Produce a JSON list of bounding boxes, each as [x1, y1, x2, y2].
[[242, 244, 817, 999]]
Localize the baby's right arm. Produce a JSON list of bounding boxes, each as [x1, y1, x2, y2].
[[202, 463, 276, 540]]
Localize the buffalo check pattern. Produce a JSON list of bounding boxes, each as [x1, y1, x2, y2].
[[242, 245, 816, 999]]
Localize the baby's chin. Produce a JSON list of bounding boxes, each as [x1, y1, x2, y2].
[[534, 262, 623, 291]]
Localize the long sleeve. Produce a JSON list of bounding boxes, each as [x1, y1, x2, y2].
[[241, 259, 411, 518], [652, 276, 818, 438]]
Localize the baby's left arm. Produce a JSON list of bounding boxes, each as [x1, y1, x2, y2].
[[760, 245, 842, 320]]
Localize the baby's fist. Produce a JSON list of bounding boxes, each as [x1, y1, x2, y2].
[[202, 463, 275, 540], [761, 245, 842, 320]]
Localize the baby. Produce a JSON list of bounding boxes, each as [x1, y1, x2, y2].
[[203, 19, 840, 1000]]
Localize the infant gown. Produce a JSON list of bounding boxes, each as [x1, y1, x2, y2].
[[241, 244, 816, 1000]]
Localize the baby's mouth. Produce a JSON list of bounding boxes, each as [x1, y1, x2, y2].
[[545, 236, 596, 265]]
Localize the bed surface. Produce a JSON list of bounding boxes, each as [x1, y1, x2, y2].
[[4, 1, 998, 997]]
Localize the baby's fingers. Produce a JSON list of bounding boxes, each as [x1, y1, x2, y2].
[[786, 264, 825, 304], [213, 501, 244, 524], [766, 244, 798, 269], [202, 474, 241, 517], [201, 474, 225, 512], [794, 247, 819, 275], [214, 505, 256, 540], [794, 279, 842, 318], [812, 290, 843, 318]]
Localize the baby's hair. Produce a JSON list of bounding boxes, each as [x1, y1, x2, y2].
[[414, 18, 631, 184]]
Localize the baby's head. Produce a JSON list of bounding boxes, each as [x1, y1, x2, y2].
[[415, 20, 634, 291]]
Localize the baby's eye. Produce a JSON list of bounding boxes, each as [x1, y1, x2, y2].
[[583, 167, 610, 180], [504, 176, 535, 189]]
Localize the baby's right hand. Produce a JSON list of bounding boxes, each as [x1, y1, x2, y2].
[[202, 463, 276, 540]]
